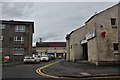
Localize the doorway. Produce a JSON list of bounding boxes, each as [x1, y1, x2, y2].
[[82, 43, 88, 60]]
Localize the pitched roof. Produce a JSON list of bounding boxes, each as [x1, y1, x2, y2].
[[66, 25, 85, 40], [85, 3, 119, 24]]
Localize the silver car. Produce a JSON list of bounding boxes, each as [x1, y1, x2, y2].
[[23, 56, 40, 63], [40, 55, 50, 62]]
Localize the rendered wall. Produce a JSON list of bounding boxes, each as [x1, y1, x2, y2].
[[69, 26, 87, 62], [95, 5, 119, 64]]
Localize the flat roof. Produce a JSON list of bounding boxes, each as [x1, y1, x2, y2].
[[36, 42, 66, 47], [0, 20, 34, 33]]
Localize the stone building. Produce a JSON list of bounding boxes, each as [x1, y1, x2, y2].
[[66, 26, 87, 62], [0, 20, 34, 62], [66, 3, 120, 65]]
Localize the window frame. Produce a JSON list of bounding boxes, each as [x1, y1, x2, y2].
[[0, 24, 5, 29], [0, 48, 3, 52], [113, 43, 119, 51], [13, 48, 24, 55], [14, 36, 24, 43], [15, 25, 25, 32], [0, 36, 3, 40], [111, 18, 117, 28]]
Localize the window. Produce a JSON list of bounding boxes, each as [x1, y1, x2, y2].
[[113, 43, 119, 51], [0, 48, 3, 52], [0, 36, 3, 40], [14, 36, 24, 43], [111, 18, 117, 27], [15, 25, 25, 32], [13, 48, 24, 55], [0, 24, 5, 29]]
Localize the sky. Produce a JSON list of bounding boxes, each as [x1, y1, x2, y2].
[[1, 1, 119, 46]]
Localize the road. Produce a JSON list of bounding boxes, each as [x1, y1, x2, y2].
[[2, 60, 58, 80], [2, 59, 120, 80]]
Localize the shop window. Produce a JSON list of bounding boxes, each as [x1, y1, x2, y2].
[[113, 43, 118, 51], [111, 18, 117, 28]]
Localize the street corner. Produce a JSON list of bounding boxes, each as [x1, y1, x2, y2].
[[36, 60, 63, 79], [45, 60, 120, 79]]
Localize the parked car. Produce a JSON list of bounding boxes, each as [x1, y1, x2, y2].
[[58, 55, 62, 59], [51, 55, 55, 60], [40, 55, 50, 62], [48, 54, 55, 60], [32, 54, 41, 62], [23, 56, 40, 64]]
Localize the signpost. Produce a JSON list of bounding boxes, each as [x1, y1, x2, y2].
[[86, 30, 96, 40]]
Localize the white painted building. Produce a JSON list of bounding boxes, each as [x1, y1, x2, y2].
[[66, 3, 120, 66]]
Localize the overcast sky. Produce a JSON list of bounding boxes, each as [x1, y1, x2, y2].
[[1, 1, 119, 46]]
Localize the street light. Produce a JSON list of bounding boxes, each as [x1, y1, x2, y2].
[[39, 38, 42, 42]]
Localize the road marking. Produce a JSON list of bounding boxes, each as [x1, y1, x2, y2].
[[36, 60, 62, 78]]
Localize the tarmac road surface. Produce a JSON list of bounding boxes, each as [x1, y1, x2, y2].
[[2, 59, 120, 80]]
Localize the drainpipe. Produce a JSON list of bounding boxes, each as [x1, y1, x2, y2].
[[118, 3, 120, 61]]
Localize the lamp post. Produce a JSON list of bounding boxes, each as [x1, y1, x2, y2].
[[39, 38, 42, 42]]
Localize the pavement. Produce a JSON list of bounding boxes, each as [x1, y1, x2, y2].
[[43, 59, 120, 79], [2, 62, 23, 66]]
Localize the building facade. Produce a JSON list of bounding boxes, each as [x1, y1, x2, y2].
[[36, 42, 66, 58], [66, 26, 87, 62], [66, 3, 120, 65], [0, 20, 34, 62]]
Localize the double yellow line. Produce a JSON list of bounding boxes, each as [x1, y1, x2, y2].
[[36, 60, 62, 79]]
